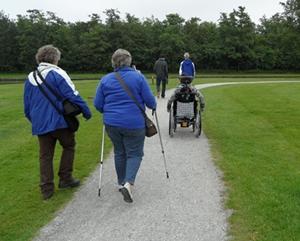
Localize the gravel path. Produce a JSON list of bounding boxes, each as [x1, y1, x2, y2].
[[33, 85, 231, 241]]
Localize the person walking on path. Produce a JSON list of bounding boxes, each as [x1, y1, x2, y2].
[[179, 52, 196, 78], [153, 57, 168, 98], [94, 49, 156, 203], [23, 45, 92, 200]]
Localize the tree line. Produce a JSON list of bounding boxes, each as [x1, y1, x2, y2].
[[0, 0, 299, 73]]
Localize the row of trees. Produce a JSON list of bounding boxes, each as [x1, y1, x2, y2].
[[0, 0, 300, 72]]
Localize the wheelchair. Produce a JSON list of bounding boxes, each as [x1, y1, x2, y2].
[[168, 83, 202, 138]]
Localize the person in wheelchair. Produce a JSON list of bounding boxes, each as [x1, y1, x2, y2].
[[167, 74, 205, 113], [167, 74, 205, 137]]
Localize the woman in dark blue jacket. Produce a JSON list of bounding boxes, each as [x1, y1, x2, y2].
[[24, 45, 91, 200], [94, 49, 156, 203]]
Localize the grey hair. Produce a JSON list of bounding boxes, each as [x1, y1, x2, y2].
[[35, 45, 61, 64], [184, 52, 190, 59], [111, 49, 132, 68]]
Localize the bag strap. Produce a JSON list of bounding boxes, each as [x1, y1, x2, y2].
[[33, 71, 63, 115], [36, 69, 63, 101], [114, 72, 148, 119]]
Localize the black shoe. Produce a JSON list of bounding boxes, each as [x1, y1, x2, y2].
[[42, 192, 54, 200], [58, 178, 80, 189]]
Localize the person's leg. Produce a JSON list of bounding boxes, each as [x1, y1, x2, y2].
[[54, 129, 76, 185], [38, 133, 56, 199], [161, 80, 166, 98], [105, 125, 126, 185], [118, 128, 145, 203], [156, 78, 161, 98], [122, 128, 145, 185]]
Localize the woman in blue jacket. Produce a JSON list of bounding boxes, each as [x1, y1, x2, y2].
[[94, 49, 156, 203], [24, 45, 92, 200]]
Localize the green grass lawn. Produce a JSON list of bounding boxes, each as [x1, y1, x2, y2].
[[1, 72, 300, 81], [0, 80, 112, 241], [203, 83, 300, 241], [1, 76, 300, 241]]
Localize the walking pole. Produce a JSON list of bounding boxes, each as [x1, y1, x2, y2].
[[154, 110, 170, 179], [98, 124, 105, 197]]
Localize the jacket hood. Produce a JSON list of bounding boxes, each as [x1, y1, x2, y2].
[[27, 62, 78, 95], [27, 62, 60, 86], [185, 58, 192, 63]]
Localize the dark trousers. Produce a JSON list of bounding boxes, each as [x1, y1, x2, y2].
[[156, 78, 167, 98], [38, 128, 75, 194]]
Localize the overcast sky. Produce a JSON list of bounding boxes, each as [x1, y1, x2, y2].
[[2, 0, 283, 23]]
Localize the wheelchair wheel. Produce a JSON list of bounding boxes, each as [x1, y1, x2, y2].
[[169, 108, 175, 137], [194, 111, 202, 138]]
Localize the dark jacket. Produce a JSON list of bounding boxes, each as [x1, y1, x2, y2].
[[153, 58, 168, 80]]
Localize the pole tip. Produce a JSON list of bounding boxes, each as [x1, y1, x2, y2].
[[98, 189, 101, 197]]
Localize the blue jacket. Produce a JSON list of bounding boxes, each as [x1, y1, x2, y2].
[[179, 59, 196, 77], [94, 67, 156, 129], [24, 63, 92, 135]]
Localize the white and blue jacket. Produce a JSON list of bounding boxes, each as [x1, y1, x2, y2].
[[94, 67, 156, 129], [179, 59, 196, 77], [24, 62, 91, 135]]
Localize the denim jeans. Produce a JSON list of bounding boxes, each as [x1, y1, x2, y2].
[[105, 125, 145, 185]]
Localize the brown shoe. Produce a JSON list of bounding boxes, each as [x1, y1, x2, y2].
[[59, 178, 80, 189]]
